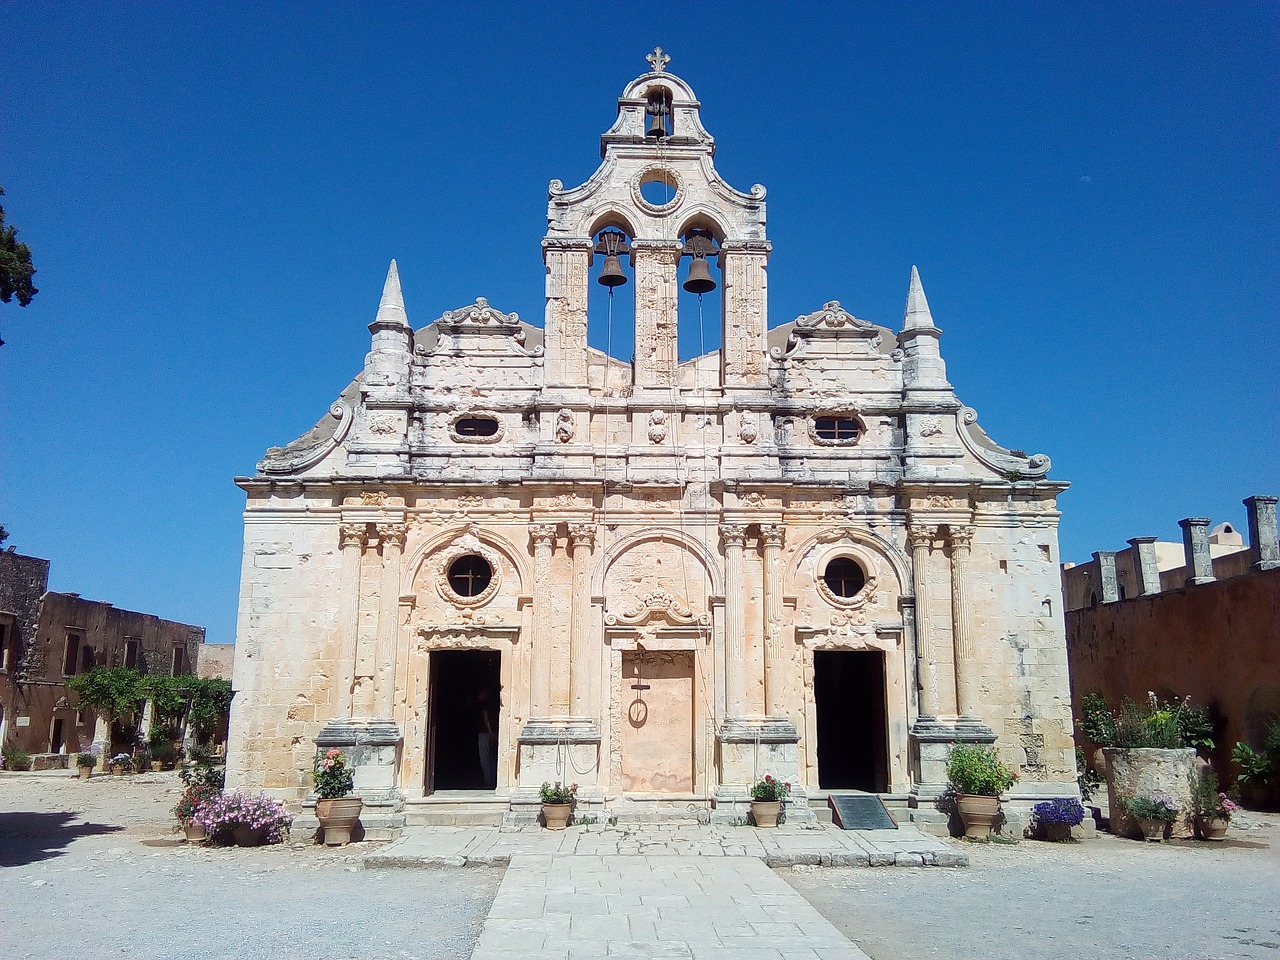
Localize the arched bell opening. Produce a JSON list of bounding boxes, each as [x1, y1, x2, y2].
[[644, 87, 673, 140], [587, 226, 637, 388], [677, 227, 723, 376]]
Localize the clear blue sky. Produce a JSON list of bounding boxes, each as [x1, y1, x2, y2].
[[3, 3, 1277, 645]]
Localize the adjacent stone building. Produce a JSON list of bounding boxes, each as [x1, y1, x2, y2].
[[1064, 496, 1280, 778], [0, 548, 205, 759], [227, 53, 1077, 831]]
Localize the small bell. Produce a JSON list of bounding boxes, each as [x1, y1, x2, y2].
[[646, 111, 667, 139], [683, 256, 716, 295], [598, 253, 628, 287]]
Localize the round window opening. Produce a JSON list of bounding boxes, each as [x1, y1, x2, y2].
[[823, 557, 867, 598], [447, 555, 493, 598]]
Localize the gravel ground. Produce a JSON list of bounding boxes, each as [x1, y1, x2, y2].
[[785, 814, 1280, 960], [0, 772, 502, 960]]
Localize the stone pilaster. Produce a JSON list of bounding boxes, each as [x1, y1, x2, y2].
[[567, 522, 597, 716], [542, 239, 593, 388], [908, 524, 937, 719], [1178, 517, 1214, 585], [631, 240, 682, 389], [374, 523, 406, 719], [721, 523, 748, 717], [949, 526, 977, 718], [528, 523, 557, 718], [334, 522, 367, 718], [1127, 537, 1161, 595], [1244, 495, 1280, 571], [1093, 550, 1119, 603], [760, 523, 786, 717], [719, 242, 770, 388]]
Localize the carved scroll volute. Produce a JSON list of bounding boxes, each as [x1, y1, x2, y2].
[[949, 525, 975, 552], [760, 523, 786, 550], [529, 523, 558, 554], [908, 523, 936, 553]]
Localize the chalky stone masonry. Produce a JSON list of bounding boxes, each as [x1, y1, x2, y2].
[[226, 53, 1077, 834]]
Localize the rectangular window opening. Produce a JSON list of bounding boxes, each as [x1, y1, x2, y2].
[[62, 634, 82, 677]]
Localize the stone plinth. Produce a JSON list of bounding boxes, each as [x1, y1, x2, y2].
[[1103, 746, 1197, 839], [314, 718, 404, 807], [713, 718, 815, 824], [508, 718, 603, 826], [908, 718, 997, 835]]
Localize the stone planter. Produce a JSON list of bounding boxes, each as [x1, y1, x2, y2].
[[1103, 747, 1196, 839], [182, 820, 207, 843], [232, 826, 268, 847], [316, 797, 364, 847], [541, 802, 572, 830], [750, 800, 782, 828], [955, 794, 1001, 839], [1138, 817, 1168, 842], [1194, 815, 1229, 841]]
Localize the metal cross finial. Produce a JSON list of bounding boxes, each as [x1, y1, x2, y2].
[[646, 47, 670, 73]]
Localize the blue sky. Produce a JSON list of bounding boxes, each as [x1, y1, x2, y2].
[[3, 3, 1277, 645]]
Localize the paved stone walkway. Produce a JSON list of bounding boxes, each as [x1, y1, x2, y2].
[[469, 854, 871, 960], [365, 822, 966, 869]]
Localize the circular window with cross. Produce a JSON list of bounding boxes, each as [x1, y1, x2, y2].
[[815, 550, 879, 609], [435, 532, 503, 608]]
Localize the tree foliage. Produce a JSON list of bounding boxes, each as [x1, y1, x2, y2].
[[67, 666, 143, 721], [0, 187, 38, 345], [185, 677, 233, 740]]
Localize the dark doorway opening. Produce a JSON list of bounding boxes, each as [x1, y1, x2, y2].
[[814, 650, 888, 792], [426, 650, 501, 793]]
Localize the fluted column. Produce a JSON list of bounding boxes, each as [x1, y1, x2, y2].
[[721, 523, 748, 716], [760, 523, 786, 716], [334, 522, 367, 718], [529, 523, 557, 717], [374, 522, 406, 719], [568, 522, 596, 716], [909, 524, 938, 718], [949, 525, 976, 718]]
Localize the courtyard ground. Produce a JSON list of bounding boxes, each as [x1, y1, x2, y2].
[[2, 771, 1277, 959]]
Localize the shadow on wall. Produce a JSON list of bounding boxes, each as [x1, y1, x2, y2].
[[0, 812, 123, 868]]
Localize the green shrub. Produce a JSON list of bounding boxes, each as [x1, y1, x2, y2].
[[2, 743, 33, 771], [1078, 692, 1116, 746], [946, 744, 1017, 797], [75, 752, 96, 768]]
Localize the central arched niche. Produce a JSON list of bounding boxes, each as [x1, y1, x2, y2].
[[599, 531, 714, 620]]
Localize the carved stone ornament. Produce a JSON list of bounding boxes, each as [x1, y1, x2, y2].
[[760, 524, 786, 549], [368, 414, 398, 436], [258, 401, 352, 476], [434, 527, 503, 608], [815, 554, 881, 611], [437, 297, 520, 333], [376, 523, 407, 549], [924, 494, 962, 509], [550, 493, 578, 509], [647, 410, 668, 444], [740, 492, 767, 508], [918, 417, 944, 438], [808, 413, 864, 447], [738, 409, 759, 444], [447, 411, 506, 445], [360, 491, 389, 506], [529, 523, 557, 551], [908, 524, 936, 550], [457, 495, 484, 510], [793, 301, 875, 331], [632, 165, 685, 215], [555, 409, 575, 443], [339, 523, 367, 549], [719, 523, 748, 547], [950, 525, 975, 549], [567, 522, 597, 551], [604, 590, 710, 627], [414, 623, 519, 652]]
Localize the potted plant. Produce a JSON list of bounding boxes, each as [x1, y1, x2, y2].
[[1232, 720, 1279, 809], [946, 743, 1017, 839], [539, 781, 577, 830], [748, 775, 791, 828], [193, 790, 292, 846], [109, 753, 134, 776], [73, 752, 95, 779], [2, 744, 33, 771], [1122, 792, 1178, 841], [313, 748, 362, 846], [173, 781, 220, 841], [1030, 797, 1087, 842], [1192, 771, 1238, 841]]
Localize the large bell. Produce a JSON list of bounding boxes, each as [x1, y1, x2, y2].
[[646, 112, 666, 139], [683, 256, 716, 295], [598, 253, 628, 288]]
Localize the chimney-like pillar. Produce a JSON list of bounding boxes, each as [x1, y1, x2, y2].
[[1178, 518, 1214, 585], [1093, 551, 1120, 602], [1126, 537, 1162, 595], [1244, 496, 1280, 571]]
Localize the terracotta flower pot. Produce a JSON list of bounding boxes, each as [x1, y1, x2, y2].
[[233, 825, 268, 847], [316, 797, 364, 846], [111, 764, 125, 776], [956, 794, 1001, 839], [750, 800, 782, 828], [78, 766, 92, 780], [541, 802, 572, 830], [1138, 817, 1168, 842], [1194, 815, 1229, 841], [183, 820, 207, 843]]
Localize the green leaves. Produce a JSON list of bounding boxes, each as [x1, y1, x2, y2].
[[67, 666, 143, 720]]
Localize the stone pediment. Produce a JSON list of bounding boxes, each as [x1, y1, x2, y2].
[[604, 590, 710, 627], [793, 301, 879, 335], [436, 297, 521, 334]]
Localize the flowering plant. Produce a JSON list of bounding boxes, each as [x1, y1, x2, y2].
[[313, 749, 355, 800], [539, 781, 578, 804], [1123, 792, 1178, 823], [1031, 797, 1087, 827], [109, 753, 134, 772], [1192, 771, 1238, 820], [749, 775, 791, 802], [946, 744, 1017, 797], [193, 790, 293, 844], [173, 781, 220, 824]]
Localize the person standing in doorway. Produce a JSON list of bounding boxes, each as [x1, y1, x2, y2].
[[476, 685, 499, 789]]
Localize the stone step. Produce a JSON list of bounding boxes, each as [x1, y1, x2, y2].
[[404, 794, 508, 827]]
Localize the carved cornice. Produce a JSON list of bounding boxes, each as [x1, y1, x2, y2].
[[541, 237, 595, 253]]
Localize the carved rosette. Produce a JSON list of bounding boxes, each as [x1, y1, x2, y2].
[[434, 527, 503, 608]]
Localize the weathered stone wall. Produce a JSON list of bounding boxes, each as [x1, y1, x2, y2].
[[0, 551, 51, 751], [1066, 567, 1280, 779]]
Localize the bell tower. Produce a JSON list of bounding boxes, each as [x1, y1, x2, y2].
[[542, 49, 771, 397]]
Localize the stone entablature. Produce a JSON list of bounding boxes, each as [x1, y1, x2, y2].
[[227, 54, 1076, 833]]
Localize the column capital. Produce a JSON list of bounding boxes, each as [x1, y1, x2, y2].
[[908, 524, 936, 550], [339, 523, 367, 549], [759, 523, 786, 549], [567, 522, 597, 550], [529, 523, 558, 551], [949, 525, 975, 550], [375, 522, 407, 549], [719, 523, 748, 547]]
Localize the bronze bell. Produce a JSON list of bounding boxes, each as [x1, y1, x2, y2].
[[683, 256, 716, 295], [646, 112, 666, 139], [598, 253, 627, 287]]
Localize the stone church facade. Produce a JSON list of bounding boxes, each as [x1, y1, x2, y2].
[[227, 54, 1077, 831]]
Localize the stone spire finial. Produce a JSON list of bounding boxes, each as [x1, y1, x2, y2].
[[902, 265, 935, 332], [374, 259, 408, 328], [646, 47, 670, 73]]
